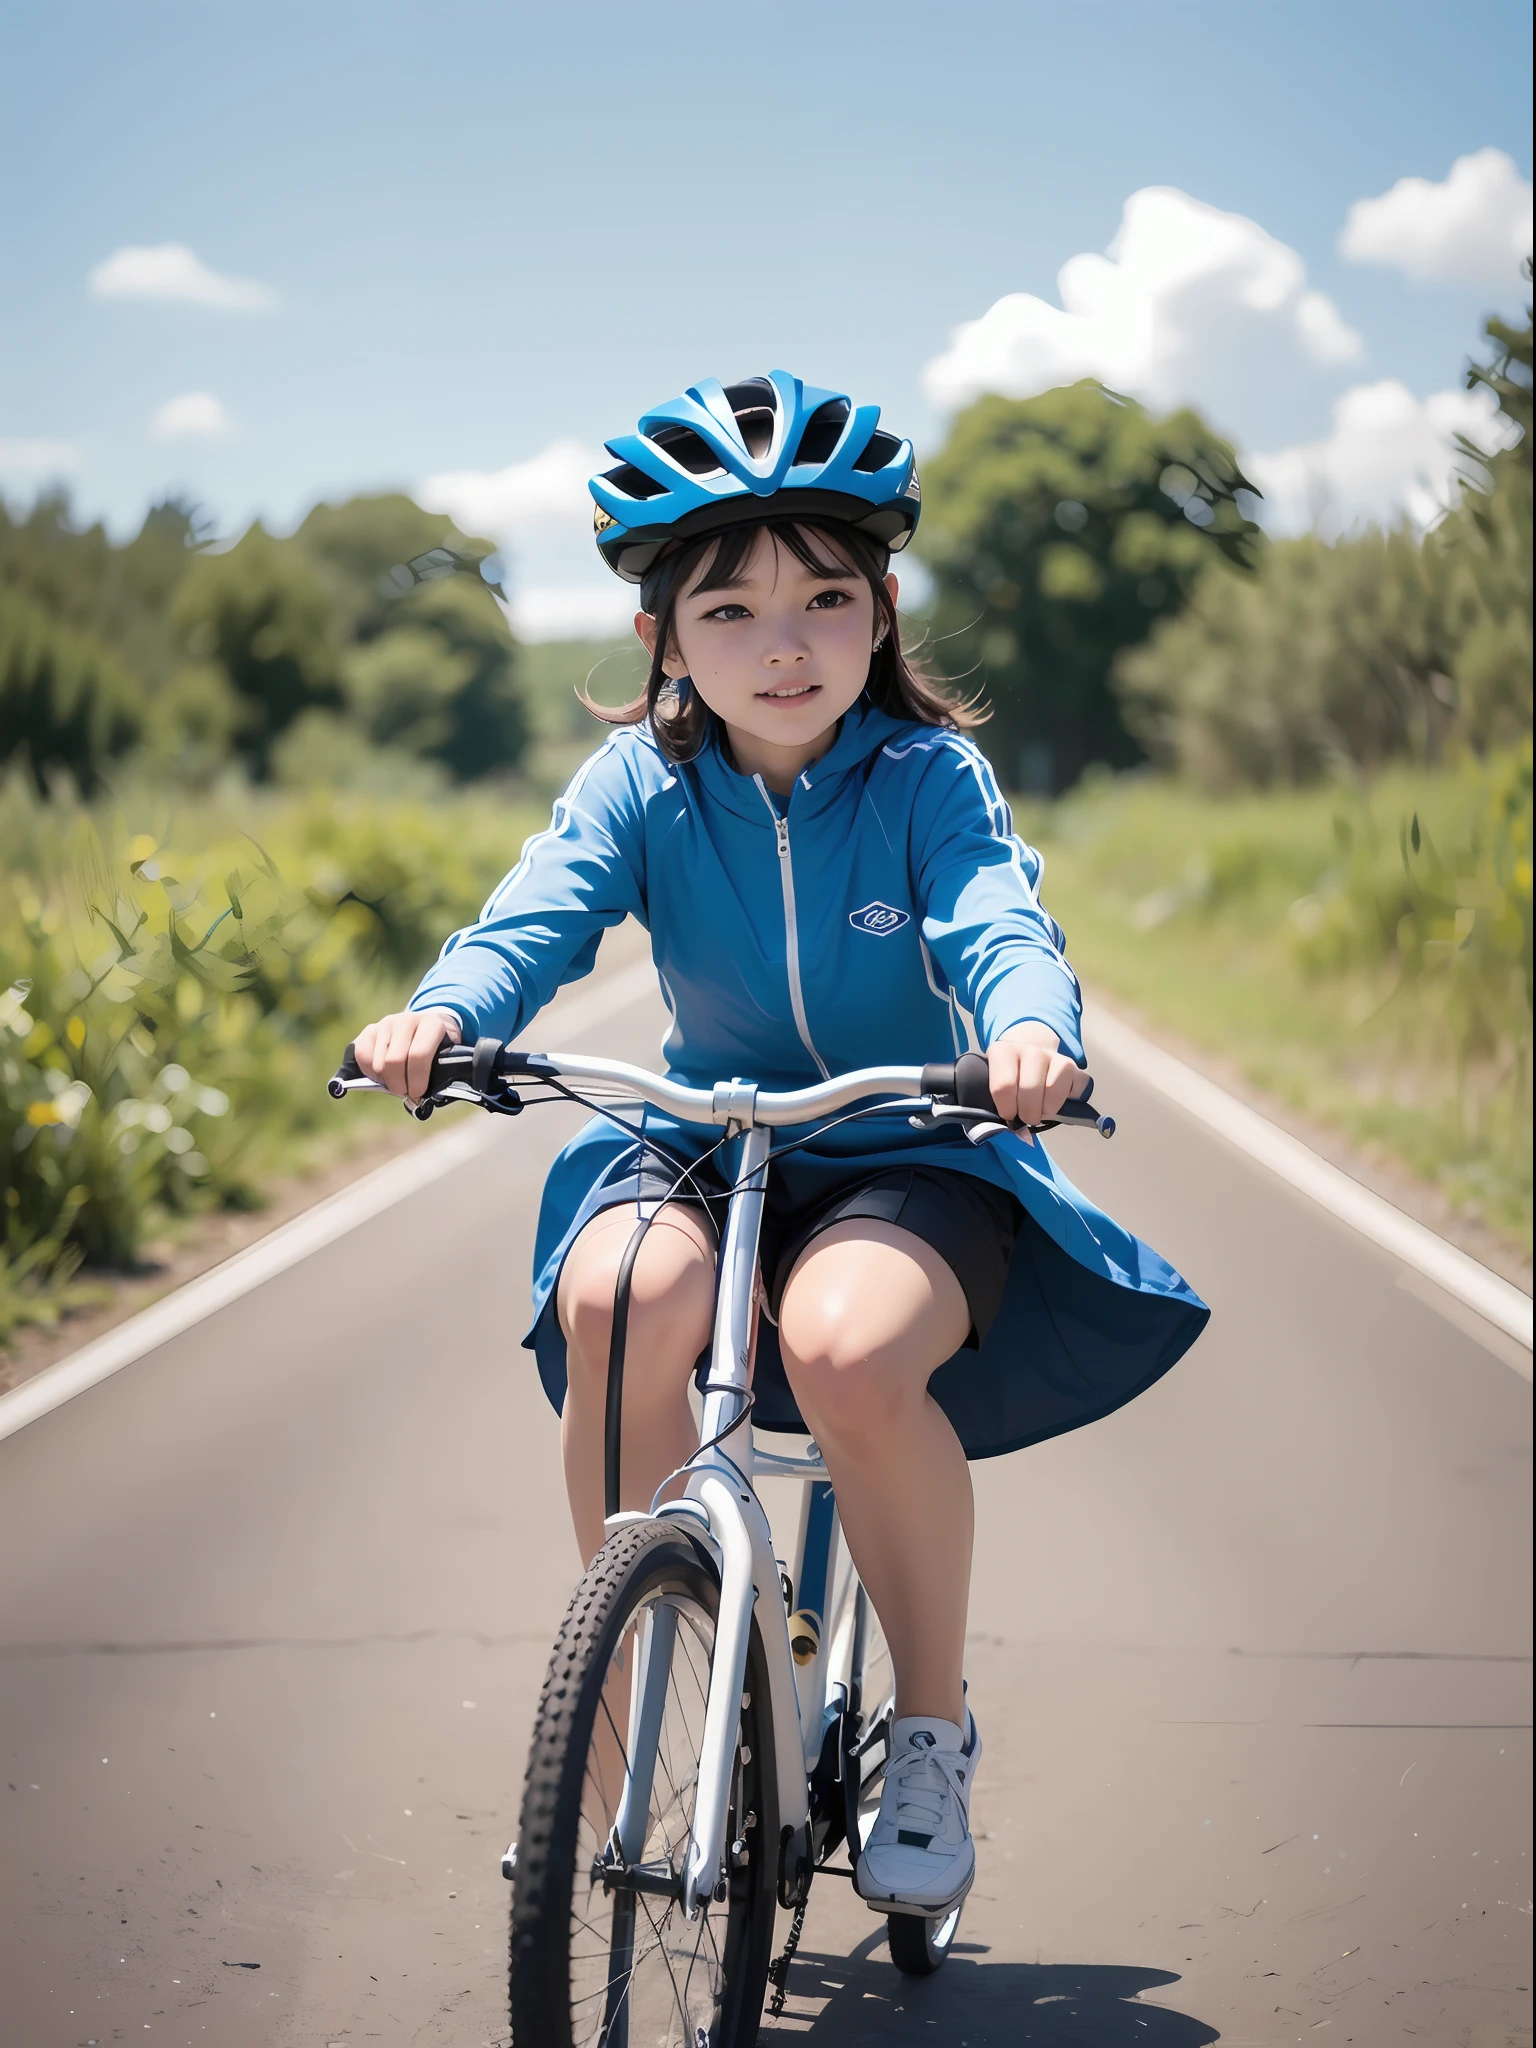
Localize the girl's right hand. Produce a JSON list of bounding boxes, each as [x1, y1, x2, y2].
[[353, 1008, 462, 1101]]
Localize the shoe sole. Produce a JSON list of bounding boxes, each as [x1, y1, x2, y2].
[[855, 1860, 975, 1919]]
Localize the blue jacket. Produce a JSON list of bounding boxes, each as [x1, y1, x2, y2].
[[410, 699, 1207, 1457]]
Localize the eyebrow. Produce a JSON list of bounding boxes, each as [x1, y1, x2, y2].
[[687, 559, 859, 599]]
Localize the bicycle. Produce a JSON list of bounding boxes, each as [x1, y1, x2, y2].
[[330, 1032, 1114, 2044]]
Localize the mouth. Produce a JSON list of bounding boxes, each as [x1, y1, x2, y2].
[[756, 683, 821, 702]]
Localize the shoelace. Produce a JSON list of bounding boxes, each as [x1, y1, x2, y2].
[[882, 1745, 960, 1840]]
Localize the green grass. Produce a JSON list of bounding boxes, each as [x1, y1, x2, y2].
[[5, 736, 1528, 1346], [1, 772, 547, 1341], [1019, 752, 1532, 1255]]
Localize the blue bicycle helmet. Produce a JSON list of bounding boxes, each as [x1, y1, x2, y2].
[[589, 370, 920, 589]]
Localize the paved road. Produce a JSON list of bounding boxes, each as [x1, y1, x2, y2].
[[1, 969, 1530, 2047]]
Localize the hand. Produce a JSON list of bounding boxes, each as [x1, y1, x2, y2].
[[986, 1021, 1088, 1140], [353, 1007, 462, 1102]]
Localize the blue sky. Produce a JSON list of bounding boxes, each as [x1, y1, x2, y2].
[[2, 0, 1531, 634]]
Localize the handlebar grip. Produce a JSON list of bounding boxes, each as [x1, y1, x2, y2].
[[920, 1052, 1111, 1135], [919, 1052, 999, 1116], [327, 1043, 364, 1098]]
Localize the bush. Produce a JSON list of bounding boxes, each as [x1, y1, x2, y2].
[[1291, 742, 1532, 1099], [0, 781, 542, 1342], [1115, 527, 1463, 788], [1114, 299, 1532, 790], [1019, 749, 1532, 1246]]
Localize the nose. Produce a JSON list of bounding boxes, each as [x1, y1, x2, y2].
[[765, 630, 810, 667]]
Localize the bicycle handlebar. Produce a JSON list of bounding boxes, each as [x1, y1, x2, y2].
[[328, 1039, 1115, 1138]]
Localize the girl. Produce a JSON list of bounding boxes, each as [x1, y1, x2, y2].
[[354, 371, 1207, 1921]]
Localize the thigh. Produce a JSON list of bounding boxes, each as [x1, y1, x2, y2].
[[777, 1219, 970, 1384], [556, 1200, 717, 1340]]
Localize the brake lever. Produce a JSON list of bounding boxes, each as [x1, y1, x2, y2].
[[909, 1098, 1115, 1140]]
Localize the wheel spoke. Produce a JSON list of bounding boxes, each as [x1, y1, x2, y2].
[[514, 1539, 767, 2046]]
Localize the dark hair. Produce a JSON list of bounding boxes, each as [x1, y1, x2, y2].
[[579, 517, 985, 763]]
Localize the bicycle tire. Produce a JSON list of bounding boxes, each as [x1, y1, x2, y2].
[[886, 1899, 964, 1976], [509, 1517, 779, 2046]]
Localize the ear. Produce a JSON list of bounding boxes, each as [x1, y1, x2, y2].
[[634, 608, 687, 678], [874, 571, 900, 648]]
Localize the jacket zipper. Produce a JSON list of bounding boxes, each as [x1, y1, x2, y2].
[[754, 777, 830, 1079]]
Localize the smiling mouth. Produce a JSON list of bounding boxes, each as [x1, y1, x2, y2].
[[757, 683, 820, 701]]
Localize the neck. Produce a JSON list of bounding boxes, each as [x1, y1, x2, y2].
[[720, 717, 841, 795]]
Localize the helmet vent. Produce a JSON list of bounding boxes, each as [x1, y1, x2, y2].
[[722, 378, 779, 458], [791, 400, 849, 468], [651, 425, 727, 478], [851, 429, 903, 475], [602, 460, 667, 502]]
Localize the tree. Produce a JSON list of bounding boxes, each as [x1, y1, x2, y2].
[[170, 526, 342, 779], [1116, 289, 1533, 789], [1433, 274, 1532, 750], [297, 493, 527, 777], [915, 381, 1260, 792], [0, 586, 143, 794]]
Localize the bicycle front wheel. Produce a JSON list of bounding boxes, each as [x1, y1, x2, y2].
[[509, 1518, 779, 2047]]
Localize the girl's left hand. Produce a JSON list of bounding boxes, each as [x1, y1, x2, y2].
[[986, 1021, 1089, 1139]]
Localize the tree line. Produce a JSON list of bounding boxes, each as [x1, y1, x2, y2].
[[2, 287, 1529, 802], [0, 494, 522, 796], [917, 287, 1532, 795]]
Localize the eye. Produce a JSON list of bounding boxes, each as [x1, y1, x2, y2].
[[808, 587, 854, 610], [699, 601, 752, 622]]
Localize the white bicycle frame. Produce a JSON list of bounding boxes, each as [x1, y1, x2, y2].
[[574, 1063, 935, 1921], [333, 1045, 1097, 1920]]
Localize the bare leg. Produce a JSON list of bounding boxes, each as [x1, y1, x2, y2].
[[558, 1202, 717, 1565], [777, 1221, 972, 1728]]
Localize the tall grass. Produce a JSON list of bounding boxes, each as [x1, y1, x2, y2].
[[1, 774, 541, 1341], [1023, 744, 1532, 1251]]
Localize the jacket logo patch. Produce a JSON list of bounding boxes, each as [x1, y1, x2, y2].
[[849, 901, 911, 937]]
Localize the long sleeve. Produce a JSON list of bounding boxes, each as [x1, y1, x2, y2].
[[408, 736, 648, 1042], [909, 737, 1084, 1062]]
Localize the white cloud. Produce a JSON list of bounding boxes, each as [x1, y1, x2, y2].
[[89, 243, 277, 311], [1340, 148, 1533, 288], [510, 583, 637, 643], [0, 437, 81, 481], [418, 439, 602, 538], [1246, 379, 1516, 534], [150, 392, 232, 440], [924, 187, 1362, 420]]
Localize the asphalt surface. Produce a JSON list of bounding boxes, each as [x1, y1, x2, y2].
[[1, 967, 1530, 2048]]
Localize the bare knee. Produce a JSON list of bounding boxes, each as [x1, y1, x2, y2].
[[560, 1209, 714, 1406], [776, 1223, 966, 1442], [778, 1295, 906, 1441]]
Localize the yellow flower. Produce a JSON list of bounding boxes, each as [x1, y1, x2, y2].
[[25, 1100, 62, 1127], [66, 1015, 86, 1049]]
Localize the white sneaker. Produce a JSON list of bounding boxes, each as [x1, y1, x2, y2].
[[855, 1708, 982, 1915]]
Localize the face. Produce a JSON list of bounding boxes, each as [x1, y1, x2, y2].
[[636, 528, 899, 786]]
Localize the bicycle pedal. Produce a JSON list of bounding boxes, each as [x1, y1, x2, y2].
[[501, 1841, 517, 1880]]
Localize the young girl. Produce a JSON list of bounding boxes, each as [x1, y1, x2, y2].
[[354, 371, 1207, 1921]]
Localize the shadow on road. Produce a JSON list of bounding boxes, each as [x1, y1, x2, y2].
[[771, 1931, 1219, 2044]]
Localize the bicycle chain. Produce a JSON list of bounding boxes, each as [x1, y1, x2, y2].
[[765, 1892, 809, 2018]]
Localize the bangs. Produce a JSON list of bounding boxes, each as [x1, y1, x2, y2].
[[685, 520, 861, 599]]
